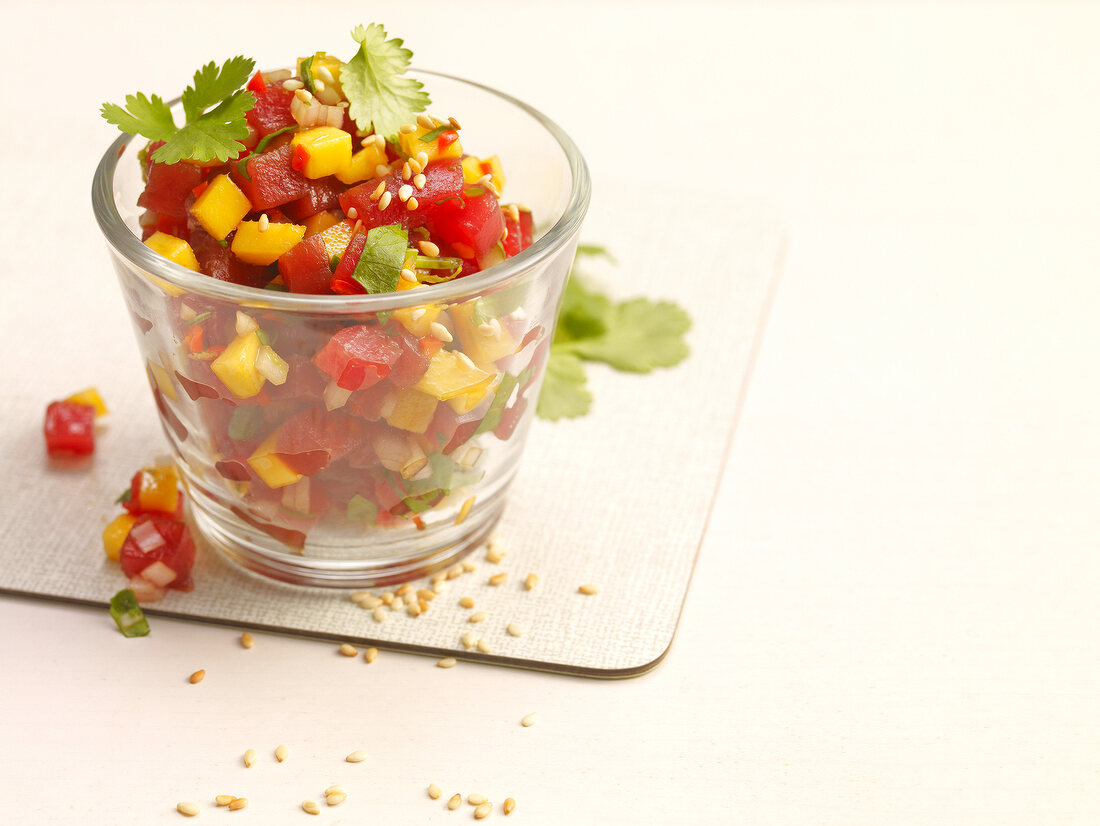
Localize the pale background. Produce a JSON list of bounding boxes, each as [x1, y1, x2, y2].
[[1, 1, 1098, 824]]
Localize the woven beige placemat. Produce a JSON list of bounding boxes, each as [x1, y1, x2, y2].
[[0, 183, 783, 677]]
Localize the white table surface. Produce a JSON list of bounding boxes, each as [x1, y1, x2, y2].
[[2, 2, 1097, 823]]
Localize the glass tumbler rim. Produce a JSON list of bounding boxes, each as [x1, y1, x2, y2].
[[91, 68, 591, 314]]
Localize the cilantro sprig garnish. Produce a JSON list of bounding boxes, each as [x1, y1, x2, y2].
[[101, 56, 256, 164], [340, 23, 430, 140], [536, 246, 692, 420]]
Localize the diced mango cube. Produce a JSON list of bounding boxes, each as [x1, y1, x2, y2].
[[392, 292, 445, 337], [147, 359, 178, 401], [211, 331, 265, 398], [336, 143, 388, 184], [385, 388, 439, 433], [231, 221, 306, 265], [135, 465, 180, 514], [189, 174, 252, 241], [317, 220, 354, 260], [399, 122, 462, 164], [102, 513, 138, 561], [144, 232, 201, 271], [298, 53, 345, 103], [291, 127, 353, 179], [447, 370, 501, 414], [65, 387, 108, 417], [461, 155, 506, 193], [414, 350, 494, 401], [450, 300, 519, 363], [303, 210, 342, 237], [247, 431, 303, 489]]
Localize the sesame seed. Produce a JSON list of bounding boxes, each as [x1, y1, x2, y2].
[[326, 792, 347, 806], [369, 182, 385, 202], [503, 797, 516, 815], [240, 632, 254, 649], [478, 322, 494, 336], [361, 596, 383, 609], [228, 797, 248, 811], [313, 78, 327, 93], [416, 151, 430, 167], [401, 161, 412, 179], [373, 605, 387, 623], [475, 801, 493, 819], [432, 580, 447, 594], [469, 611, 487, 624], [294, 88, 313, 103], [391, 595, 404, 609], [418, 239, 438, 256], [407, 196, 419, 211], [282, 78, 304, 91], [400, 124, 417, 134], [417, 589, 435, 602], [375, 163, 391, 177], [407, 603, 421, 617], [400, 267, 418, 283], [316, 65, 335, 84], [345, 206, 358, 220], [364, 647, 378, 663], [579, 584, 601, 595], [346, 749, 368, 763], [462, 630, 477, 649], [447, 564, 464, 579], [521, 711, 539, 727], [524, 573, 539, 591], [507, 623, 524, 637], [257, 214, 269, 232], [428, 784, 442, 800], [378, 191, 392, 210], [243, 748, 256, 768], [417, 113, 437, 129], [413, 173, 427, 190], [448, 116, 462, 130], [457, 352, 478, 370], [339, 643, 358, 657], [324, 785, 344, 796], [506, 204, 521, 223], [489, 573, 508, 586], [351, 219, 362, 235], [448, 793, 462, 810], [302, 800, 320, 815], [460, 596, 475, 609], [176, 801, 200, 817], [437, 657, 458, 668], [476, 639, 491, 654], [216, 795, 234, 806], [455, 495, 474, 525], [381, 591, 394, 605], [189, 669, 205, 684], [410, 308, 427, 321], [486, 547, 504, 564], [431, 571, 447, 584], [462, 559, 477, 572], [429, 322, 453, 342], [396, 583, 414, 597], [275, 744, 289, 762], [467, 793, 488, 805]]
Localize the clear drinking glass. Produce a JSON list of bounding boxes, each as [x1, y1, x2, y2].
[[92, 71, 589, 587]]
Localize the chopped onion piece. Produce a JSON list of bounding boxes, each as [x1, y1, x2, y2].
[[141, 560, 178, 587], [290, 93, 345, 129], [456, 445, 483, 468], [129, 520, 165, 554], [263, 69, 292, 82], [128, 576, 166, 604], [400, 439, 428, 480], [282, 478, 311, 515], [235, 311, 258, 338], [323, 379, 352, 411], [255, 345, 289, 385]]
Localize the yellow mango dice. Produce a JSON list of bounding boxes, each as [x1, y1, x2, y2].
[[65, 387, 108, 417], [303, 210, 342, 237], [291, 127, 353, 179], [414, 350, 494, 401], [144, 232, 201, 271], [134, 465, 180, 514], [447, 370, 501, 414], [461, 155, 506, 192], [189, 174, 252, 240], [147, 359, 178, 401], [231, 221, 306, 265], [211, 331, 265, 398], [385, 388, 439, 434], [102, 513, 138, 561], [399, 122, 462, 164], [317, 220, 354, 259], [247, 431, 303, 489], [450, 300, 518, 363], [298, 53, 345, 104], [336, 143, 388, 184]]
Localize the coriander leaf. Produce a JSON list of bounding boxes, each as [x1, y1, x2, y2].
[[351, 224, 408, 293], [347, 494, 378, 524], [418, 123, 453, 143], [536, 351, 592, 420], [182, 56, 255, 122], [101, 93, 176, 142], [554, 276, 611, 343], [558, 298, 691, 373], [475, 373, 520, 435], [298, 56, 316, 95], [340, 23, 430, 139], [152, 91, 255, 164], [574, 243, 618, 264]]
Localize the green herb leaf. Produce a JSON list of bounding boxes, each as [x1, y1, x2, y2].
[[109, 589, 150, 638], [298, 56, 316, 95], [114, 487, 132, 505], [189, 311, 212, 326], [340, 23, 430, 139], [474, 373, 520, 436], [554, 276, 611, 343], [347, 494, 379, 524], [351, 224, 408, 294], [152, 91, 256, 164], [536, 351, 592, 420], [101, 93, 176, 142], [227, 406, 263, 441], [558, 298, 691, 372], [574, 243, 618, 264], [182, 56, 255, 122], [237, 125, 297, 179], [418, 123, 454, 143]]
